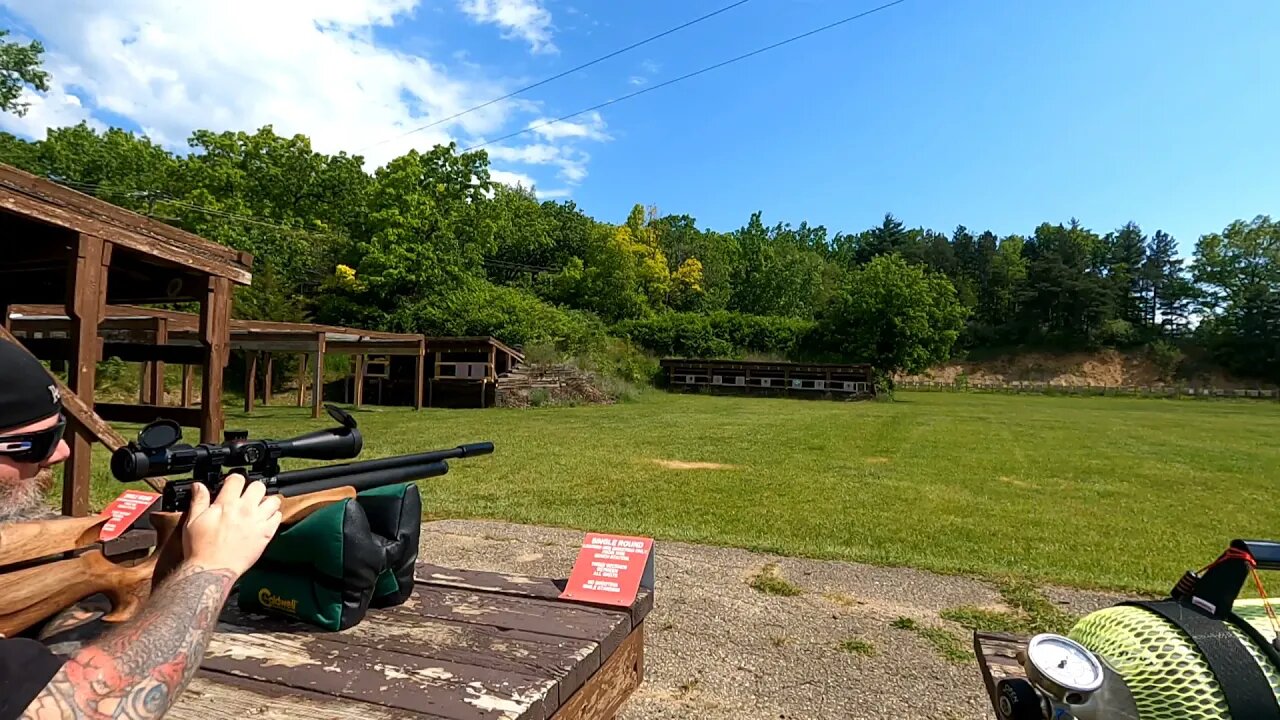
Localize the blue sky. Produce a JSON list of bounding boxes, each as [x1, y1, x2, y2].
[[2, 0, 1277, 255]]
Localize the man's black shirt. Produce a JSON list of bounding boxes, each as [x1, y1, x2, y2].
[[0, 637, 63, 719]]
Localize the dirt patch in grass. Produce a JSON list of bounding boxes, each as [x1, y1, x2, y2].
[[651, 459, 742, 470], [865, 456, 891, 464], [747, 563, 803, 596]]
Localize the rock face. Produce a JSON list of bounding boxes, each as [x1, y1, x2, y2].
[[495, 362, 615, 407]]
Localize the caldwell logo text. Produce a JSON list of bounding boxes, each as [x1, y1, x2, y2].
[[258, 587, 299, 614]]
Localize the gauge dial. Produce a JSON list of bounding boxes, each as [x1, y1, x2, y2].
[[1026, 634, 1104, 694]]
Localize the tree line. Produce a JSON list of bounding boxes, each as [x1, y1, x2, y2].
[[0, 122, 1276, 386]]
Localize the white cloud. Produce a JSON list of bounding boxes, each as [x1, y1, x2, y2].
[[535, 187, 572, 199], [0, 0, 602, 180], [457, 0, 556, 54], [526, 111, 609, 142], [627, 76, 647, 86], [489, 168, 538, 190], [0, 85, 98, 138], [0, 1, 612, 194], [640, 59, 661, 75], [486, 141, 592, 184]]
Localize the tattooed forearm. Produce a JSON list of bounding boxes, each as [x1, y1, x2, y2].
[[20, 563, 236, 720]]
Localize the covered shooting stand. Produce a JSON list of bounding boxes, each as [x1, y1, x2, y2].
[[5, 306, 429, 419], [425, 336, 523, 409], [0, 163, 251, 516]]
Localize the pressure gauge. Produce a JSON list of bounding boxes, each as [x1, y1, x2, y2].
[[1025, 633, 1105, 702]]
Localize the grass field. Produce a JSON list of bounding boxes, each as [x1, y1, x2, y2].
[[61, 390, 1280, 594]]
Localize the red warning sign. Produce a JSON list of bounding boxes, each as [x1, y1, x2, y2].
[[559, 533, 654, 607], [98, 490, 161, 542]]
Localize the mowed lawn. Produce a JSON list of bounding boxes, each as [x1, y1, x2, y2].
[[63, 391, 1280, 594]]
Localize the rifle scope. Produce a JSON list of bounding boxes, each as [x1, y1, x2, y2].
[[110, 404, 363, 482]]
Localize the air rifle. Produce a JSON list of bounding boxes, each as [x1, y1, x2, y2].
[[0, 405, 493, 638]]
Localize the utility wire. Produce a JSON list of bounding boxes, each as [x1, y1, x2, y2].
[[463, 0, 909, 153], [357, 0, 754, 152]]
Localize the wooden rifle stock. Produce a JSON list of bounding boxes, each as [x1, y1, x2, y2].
[[0, 515, 110, 567], [0, 548, 153, 638], [0, 486, 363, 637]]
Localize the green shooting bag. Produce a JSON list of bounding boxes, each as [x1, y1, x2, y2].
[[355, 482, 422, 608], [236, 483, 421, 630]]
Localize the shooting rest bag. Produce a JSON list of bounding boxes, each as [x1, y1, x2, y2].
[[236, 483, 422, 630], [237, 497, 384, 630], [355, 482, 422, 608]]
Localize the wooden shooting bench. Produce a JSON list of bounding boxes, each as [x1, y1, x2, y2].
[[973, 631, 1029, 709], [169, 563, 651, 720]]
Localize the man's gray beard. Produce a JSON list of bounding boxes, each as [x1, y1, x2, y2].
[[0, 469, 58, 523]]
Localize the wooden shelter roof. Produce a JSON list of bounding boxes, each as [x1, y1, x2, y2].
[[8, 305, 426, 354], [426, 335, 524, 362], [0, 164, 253, 305]]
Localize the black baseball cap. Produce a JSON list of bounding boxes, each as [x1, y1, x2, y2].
[[0, 338, 62, 431]]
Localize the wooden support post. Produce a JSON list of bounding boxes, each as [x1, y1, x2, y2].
[[413, 339, 425, 411], [243, 350, 258, 414], [296, 353, 308, 407], [181, 365, 193, 406], [484, 345, 496, 409], [199, 277, 231, 444], [312, 332, 326, 419], [353, 354, 365, 409], [138, 362, 151, 404], [62, 235, 110, 517], [263, 353, 273, 405], [150, 318, 167, 406]]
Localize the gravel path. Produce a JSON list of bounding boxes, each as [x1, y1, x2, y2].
[[421, 520, 1125, 720]]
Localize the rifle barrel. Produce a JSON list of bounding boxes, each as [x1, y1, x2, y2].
[[274, 442, 493, 487], [277, 460, 450, 497]]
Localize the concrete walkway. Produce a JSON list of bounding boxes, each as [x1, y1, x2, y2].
[[420, 520, 1123, 720]]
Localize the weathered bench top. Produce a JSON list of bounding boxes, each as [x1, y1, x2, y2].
[[170, 562, 652, 720], [973, 631, 1028, 709]]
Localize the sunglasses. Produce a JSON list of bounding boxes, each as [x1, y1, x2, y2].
[[0, 415, 67, 463]]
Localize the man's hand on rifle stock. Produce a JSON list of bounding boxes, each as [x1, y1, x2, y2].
[[184, 475, 283, 576], [20, 475, 282, 720]]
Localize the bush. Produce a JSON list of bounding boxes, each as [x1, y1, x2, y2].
[[614, 311, 815, 359], [1147, 339, 1185, 382], [1096, 319, 1137, 348], [383, 280, 610, 356]]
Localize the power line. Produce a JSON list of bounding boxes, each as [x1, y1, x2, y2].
[[356, 0, 753, 153], [463, 0, 909, 153]]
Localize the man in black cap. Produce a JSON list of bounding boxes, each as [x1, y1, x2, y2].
[[0, 338, 284, 720]]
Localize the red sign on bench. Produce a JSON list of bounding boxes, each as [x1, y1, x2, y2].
[[559, 533, 655, 607], [98, 490, 161, 542]]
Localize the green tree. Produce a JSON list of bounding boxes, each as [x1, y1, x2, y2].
[[1103, 221, 1149, 331], [0, 29, 49, 117], [728, 212, 827, 318], [0, 130, 39, 170], [1018, 221, 1110, 348], [1192, 216, 1280, 380], [812, 254, 969, 388], [654, 214, 734, 311], [1142, 230, 1197, 335]]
